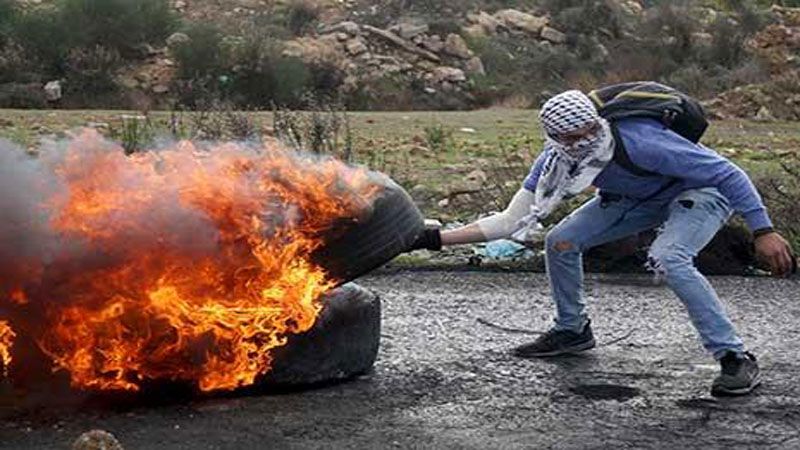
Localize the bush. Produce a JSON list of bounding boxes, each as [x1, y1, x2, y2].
[[283, 0, 321, 36], [61, 45, 122, 107], [57, 0, 178, 56], [0, 82, 48, 108]]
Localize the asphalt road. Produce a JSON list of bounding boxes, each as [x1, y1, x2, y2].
[[1, 271, 798, 449]]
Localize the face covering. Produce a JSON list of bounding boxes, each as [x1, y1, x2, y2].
[[531, 90, 614, 222]]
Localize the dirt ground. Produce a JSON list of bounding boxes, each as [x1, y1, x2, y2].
[[1, 270, 799, 449]]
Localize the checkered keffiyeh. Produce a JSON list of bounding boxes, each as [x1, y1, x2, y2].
[[511, 90, 614, 242], [539, 90, 601, 139]]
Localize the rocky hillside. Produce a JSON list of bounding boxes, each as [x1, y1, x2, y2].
[[3, 0, 800, 118]]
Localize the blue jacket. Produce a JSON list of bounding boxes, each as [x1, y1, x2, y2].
[[523, 117, 772, 231]]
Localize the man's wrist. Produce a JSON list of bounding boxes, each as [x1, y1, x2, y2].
[[753, 227, 775, 239]]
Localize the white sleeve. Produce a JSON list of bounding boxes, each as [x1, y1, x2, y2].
[[475, 188, 535, 241]]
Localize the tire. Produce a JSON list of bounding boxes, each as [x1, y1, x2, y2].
[[311, 175, 424, 283], [258, 283, 380, 387]]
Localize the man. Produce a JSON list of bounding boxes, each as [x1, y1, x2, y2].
[[411, 89, 796, 397]]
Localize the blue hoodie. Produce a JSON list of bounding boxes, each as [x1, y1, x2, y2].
[[523, 117, 772, 232]]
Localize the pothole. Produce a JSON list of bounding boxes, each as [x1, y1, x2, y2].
[[568, 383, 642, 401]]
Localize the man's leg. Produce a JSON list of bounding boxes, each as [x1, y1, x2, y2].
[[646, 187, 759, 396], [646, 188, 744, 357], [514, 193, 666, 357], [545, 195, 666, 332]]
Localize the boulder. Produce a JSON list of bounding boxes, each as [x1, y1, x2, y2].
[[443, 33, 473, 59], [397, 21, 429, 40], [323, 21, 360, 36], [494, 9, 548, 35], [432, 66, 467, 83], [43, 80, 62, 102], [166, 32, 190, 49], [421, 34, 444, 53], [464, 56, 485, 76], [345, 38, 368, 56], [540, 26, 567, 44], [468, 11, 501, 35]]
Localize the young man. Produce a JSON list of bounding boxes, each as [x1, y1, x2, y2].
[[411, 89, 795, 396]]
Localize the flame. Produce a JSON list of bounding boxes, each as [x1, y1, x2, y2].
[[0, 321, 14, 374], [1, 130, 381, 392]]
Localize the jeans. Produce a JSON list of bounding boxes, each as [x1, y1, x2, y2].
[[545, 187, 744, 359]]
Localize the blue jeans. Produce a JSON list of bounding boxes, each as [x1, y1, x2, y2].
[[545, 187, 744, 359]]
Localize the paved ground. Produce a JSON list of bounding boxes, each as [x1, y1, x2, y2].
[[1, 271, 799, 449]]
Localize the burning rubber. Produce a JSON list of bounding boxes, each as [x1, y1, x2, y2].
[[0, 131, 422, 394]]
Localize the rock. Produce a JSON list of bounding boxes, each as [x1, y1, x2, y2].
[[336, 32, 349, 42], [432, 66, 466, 83], [692, 32, 714, 48], [437, 198, 450, 207], [345, 39, 368, 56], [166, 32, 190, 48], [173, 0, 186, 11], [362, 25, 440, 62], [540, 26, 567, 44], [443, 34, 473, 59], [494, 9, 548, 35], [468, 11, 501, 35], [43, 80, 62, 102], [259, 283, 380, 387], [397, 22, 429, 40], [421, 34, 444, 53], [152, 84, 169, 94], [466, 169, 487, 182], [754, 106, 776, 121], [72, 430, 124, 450], [323, 21, 360, 36], [464, 56, 485, 76]]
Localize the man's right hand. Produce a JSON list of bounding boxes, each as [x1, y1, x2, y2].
[[754, 231, 796, 277], [409, 228, 442, 251]]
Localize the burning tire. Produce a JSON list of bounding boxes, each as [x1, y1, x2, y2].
[[259, 282, 380, 387], [311, 176, 424, 283]]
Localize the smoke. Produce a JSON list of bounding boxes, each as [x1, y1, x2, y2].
[[0, 129, 383, 391]]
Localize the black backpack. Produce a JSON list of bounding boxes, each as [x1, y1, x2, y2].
[[588, 82, 709, 177]]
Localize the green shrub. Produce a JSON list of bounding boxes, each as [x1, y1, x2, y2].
[[173, 23, 227, 81], [61, 45, 122, 106], [283, 0, 321, 36], [0, 82, 48, 108], [758, 157, 800, 253], [423, 123, 455, 154], [229, 31, 310, 107], [57, 0, 178, 56]]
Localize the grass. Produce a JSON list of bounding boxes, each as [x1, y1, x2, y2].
[[1, 108, 799, 224]]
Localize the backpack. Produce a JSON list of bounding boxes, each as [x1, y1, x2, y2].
[[588, 82, 709, 177]]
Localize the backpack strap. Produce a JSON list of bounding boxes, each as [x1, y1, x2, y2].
[[609, 122, 658, 177]]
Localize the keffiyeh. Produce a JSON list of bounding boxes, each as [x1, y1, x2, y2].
[[512, 90, 614, 243]]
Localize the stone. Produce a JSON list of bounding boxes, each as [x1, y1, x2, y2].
[[362, 25, 440, 62], [152, 84, 169, 94], [336, 32, 349, 42], [494, 9, 548, 35], [754, 106, 776, 122], [259, 283, 380, 387], [421, 34, 444, 53], [166, 32, 190, 48], [443, 33, 473, 59], [432, 66, 466, 83], [464, 56, 485, 76], [72, 430, 124, 450], [468, 11, 501, 35], [692, 32, 714, 48], [466, 169, 487, 183], [43, 80, 62, 102], [345, 39, 368, 56], [397, 22, 429, 40], [323, 21, 360, 36], [540, 26, 567, 44]]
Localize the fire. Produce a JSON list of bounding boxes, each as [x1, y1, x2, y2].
[[0, 130, 381, 392]]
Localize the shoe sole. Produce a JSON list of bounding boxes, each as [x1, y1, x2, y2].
[[711, 373, 762, 397], [513, 338, 596, 358]]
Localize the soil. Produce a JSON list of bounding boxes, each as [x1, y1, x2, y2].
[[1, 270, 799, 449]]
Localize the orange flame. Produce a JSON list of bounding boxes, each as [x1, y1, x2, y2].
[[0, 321, 14, 374], [2, 130, 381, 392]]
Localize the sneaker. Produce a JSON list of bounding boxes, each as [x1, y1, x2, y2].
[[711, 351, 761, 397], [512, 320, 596, 358]]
